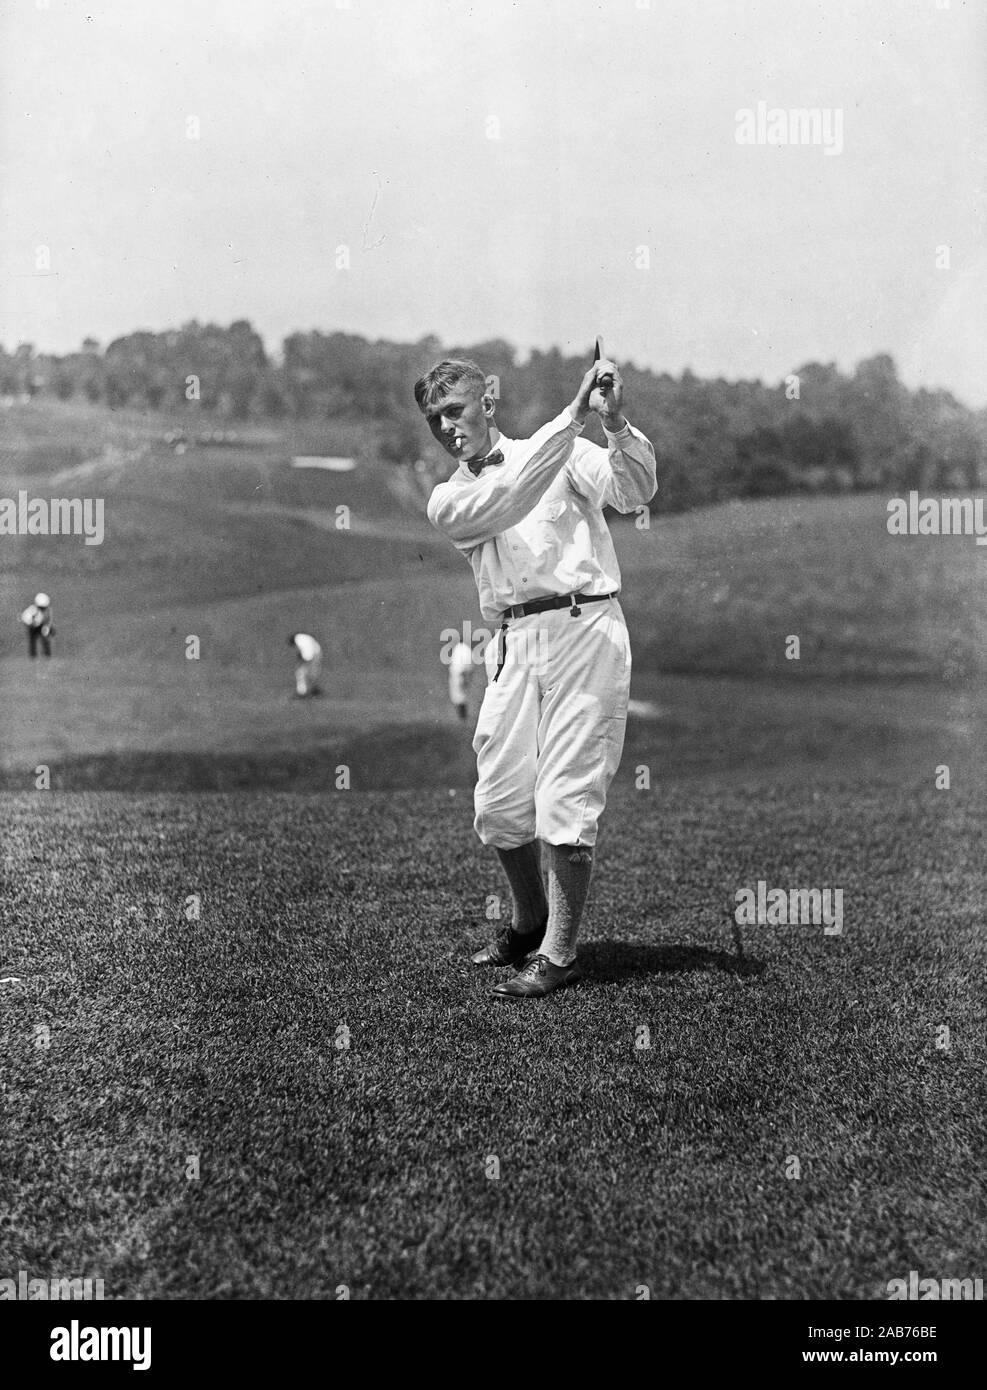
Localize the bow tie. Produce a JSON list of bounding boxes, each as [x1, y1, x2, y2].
[[467, 448, 504, 477]]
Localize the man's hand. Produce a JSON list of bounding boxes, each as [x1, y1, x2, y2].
[[590, 358, 626, 432], [568, 360, 626, 431]]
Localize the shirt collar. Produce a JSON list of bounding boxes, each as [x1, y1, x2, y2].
[[459, 429, 512, 479]]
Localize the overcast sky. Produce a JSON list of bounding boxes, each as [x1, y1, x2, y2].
[[1, 0, 984, 404]]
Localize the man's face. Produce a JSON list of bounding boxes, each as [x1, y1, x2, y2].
[[423, 381, 493, 463]]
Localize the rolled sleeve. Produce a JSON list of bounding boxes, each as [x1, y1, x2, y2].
[[600, 420, 658, 512], [565, 419, 657, 513]]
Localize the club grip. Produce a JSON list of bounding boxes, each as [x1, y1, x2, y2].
[[593, 337, 614, 391]]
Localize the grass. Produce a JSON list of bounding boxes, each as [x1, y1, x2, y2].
[[2, 399, 984, 1301], [0, 673, 982, 791], [1, 780, 984, 1299]]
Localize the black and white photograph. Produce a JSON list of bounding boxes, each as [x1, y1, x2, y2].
[[1, 0, 985, 1353]]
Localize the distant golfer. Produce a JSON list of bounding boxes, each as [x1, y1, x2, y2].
[[21, 592, 55, 658], [448, 639, 475, 721], [416, 355, 656, 998], [288, 632, 322, 697]]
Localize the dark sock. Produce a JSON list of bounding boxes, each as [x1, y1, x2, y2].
[[495, 842, 548, 935]]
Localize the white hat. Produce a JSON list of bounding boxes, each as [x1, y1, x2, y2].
[[35, 592, 50, 608]]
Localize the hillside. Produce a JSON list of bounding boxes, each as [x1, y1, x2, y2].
[[2, 400, 984, 788], [7, 329, 986, 516]]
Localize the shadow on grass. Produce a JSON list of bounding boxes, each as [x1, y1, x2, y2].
[[580, 940, 765, 982]]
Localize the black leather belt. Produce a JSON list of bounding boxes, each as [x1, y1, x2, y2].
[[491, 592, 617, 683], [502, 591, 616, 620]]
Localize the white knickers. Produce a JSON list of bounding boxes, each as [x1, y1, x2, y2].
[[472, 597, 631, 849], [296, 655, 321, 695]]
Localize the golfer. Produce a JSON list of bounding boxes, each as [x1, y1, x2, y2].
[[416, 355, 656, 997]]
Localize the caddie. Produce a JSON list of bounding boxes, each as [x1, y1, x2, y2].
[[287, 631, 322, 698], [21, 591, 55, 658], [415, 354, 656, 998], [447, 638, 475, 722]]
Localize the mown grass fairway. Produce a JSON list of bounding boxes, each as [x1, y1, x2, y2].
[[2, 781, 984, 1300], [3, 400, 986, 786]]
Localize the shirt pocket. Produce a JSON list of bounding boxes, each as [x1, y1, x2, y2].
[[514, 497, 568, 555]]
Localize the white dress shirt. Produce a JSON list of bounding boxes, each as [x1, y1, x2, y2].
[[21, 604, 52, 630], [427, 409, 657, 620], [293, 633, 321, 662]]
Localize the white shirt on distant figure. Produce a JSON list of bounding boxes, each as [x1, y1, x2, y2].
[[291, 632, 322, 696], [21, 602, 52, 630], [448, 640, 475, 713], [21, 595, 54, 658]]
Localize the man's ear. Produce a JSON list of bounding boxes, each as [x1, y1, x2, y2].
[[481, 393, 495, 416]]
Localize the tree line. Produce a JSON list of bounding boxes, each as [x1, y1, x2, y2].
[[2, 323, 984, 513]]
